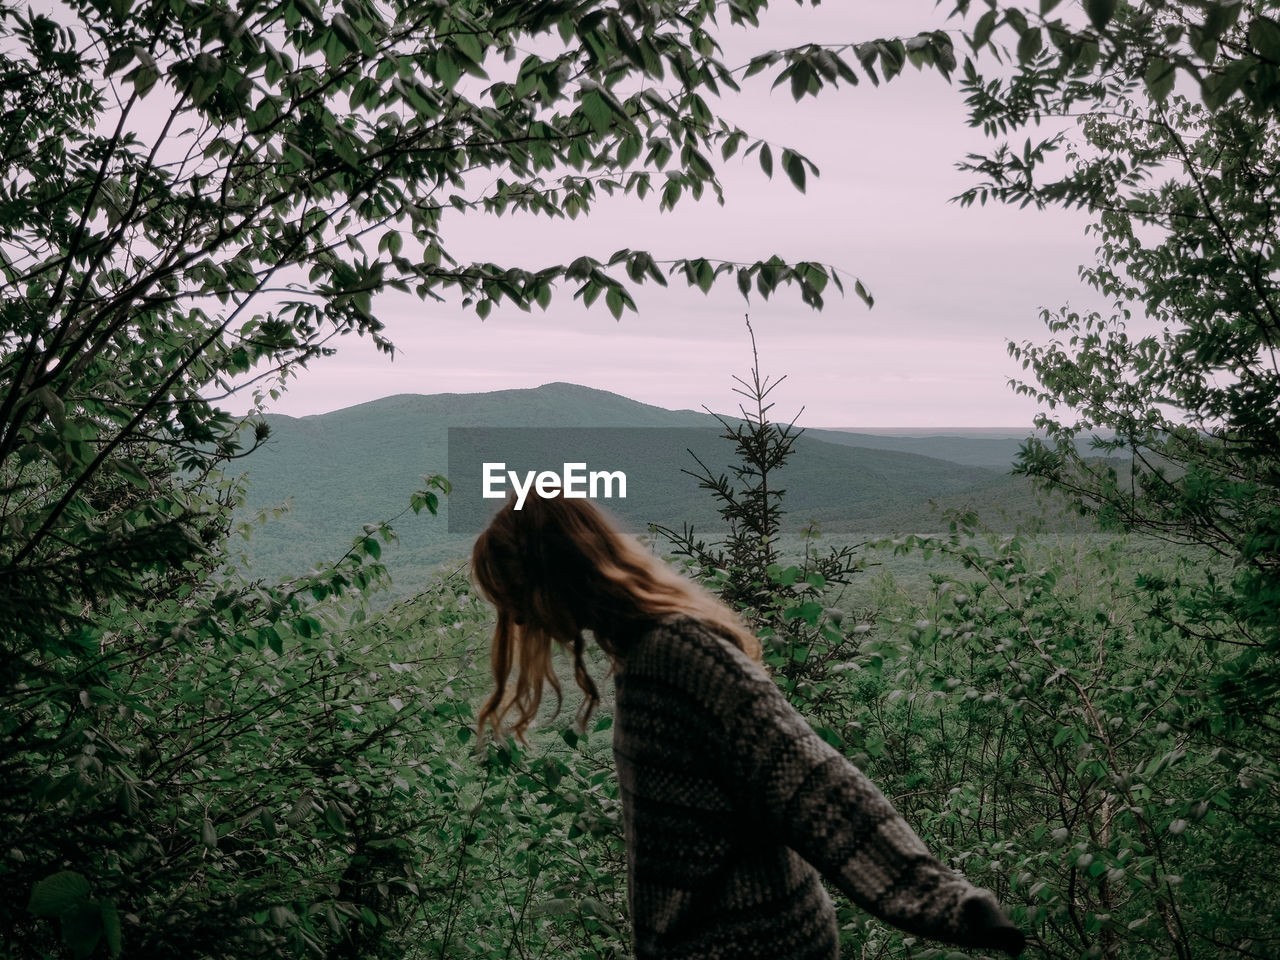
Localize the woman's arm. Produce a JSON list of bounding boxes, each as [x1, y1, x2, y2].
[[682, 622, 1026, 955]]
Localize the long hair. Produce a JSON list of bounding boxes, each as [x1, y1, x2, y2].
[[471, 492, 761, 741]]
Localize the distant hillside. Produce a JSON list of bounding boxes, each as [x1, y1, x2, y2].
[[807, 429, 1031, 467], [810, 428, 1107, 467], [230, 382, 1079, 584]]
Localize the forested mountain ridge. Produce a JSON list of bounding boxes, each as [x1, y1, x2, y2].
[[232, 382, 1077, 583]]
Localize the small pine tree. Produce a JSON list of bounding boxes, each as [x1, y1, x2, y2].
[[650, 317, 864, 705]]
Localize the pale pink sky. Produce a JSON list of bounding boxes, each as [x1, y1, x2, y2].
[[230, 1, 1108, 428]]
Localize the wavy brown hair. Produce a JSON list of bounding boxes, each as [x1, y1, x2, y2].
[[471, 491, 761, 741]]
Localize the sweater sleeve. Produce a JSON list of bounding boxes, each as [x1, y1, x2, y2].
[[682, 622, 1022, 953]]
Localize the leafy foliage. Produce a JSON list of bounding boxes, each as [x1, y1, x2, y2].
[[854, 523, 1274, 960], [2, 0, 968, 954], [8, 0, 1280, 958], [926, 1, 1280, 954], [0, 0, 898, 634]]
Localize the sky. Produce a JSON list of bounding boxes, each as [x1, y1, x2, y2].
[[230, 1, 1109, 429]]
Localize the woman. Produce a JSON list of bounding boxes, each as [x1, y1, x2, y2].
[[471, 491, 1026, 960]]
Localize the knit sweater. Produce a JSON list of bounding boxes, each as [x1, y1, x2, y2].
[[611, 614, 1019, 960]]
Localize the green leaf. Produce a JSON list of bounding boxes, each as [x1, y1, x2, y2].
[[246, 97, 279, 134], [103, 45, 135, 76], [28, 872, 90, 918], [743, 51, 779, 79], [35, 386, 65, 432], [434, 49, 460, 88], [61, 902, 104, 960], [324, 801, 348, 834], [788, 61, 814, 101], [660, 177, 681, 210], [453, 31, 484, 65], [759, 143, 773, 179], [1201, 69, 1241, 109], [854, 278, 873, 307], [878, 39, 906, 81], [783, 601, 824, 625], [781, 149, 806, 192], [1145, 57, 1176, 101], [580, 89, 612, 136], [973, 9, 998, 49], [1017, 27, 1043, 62], [126, 63, 159, 96], [695, 259, 714, 294], [1083, 0, 1116, 31], [115, 458, 150, 490], [617, 134, 641, 167], [100, 901, 122, 959], [1249, 16, 1280, 63], [605, 286, 625, 320]]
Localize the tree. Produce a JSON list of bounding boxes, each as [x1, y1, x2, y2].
[[901, 2, 1280, 956], [0, 0, 964, 652], [0, 1, 961, 955], [651, 317, 865, 713]]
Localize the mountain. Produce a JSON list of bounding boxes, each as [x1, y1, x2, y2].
[[806, 429, 1036, 467], [229, 383, 1076, 584], [807, 428, 1115, 467]]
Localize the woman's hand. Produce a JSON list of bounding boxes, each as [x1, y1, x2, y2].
[[961, 894, 1027, 956]]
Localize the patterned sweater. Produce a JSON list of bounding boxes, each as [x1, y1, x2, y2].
[[611, 614, 1022, 960]]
